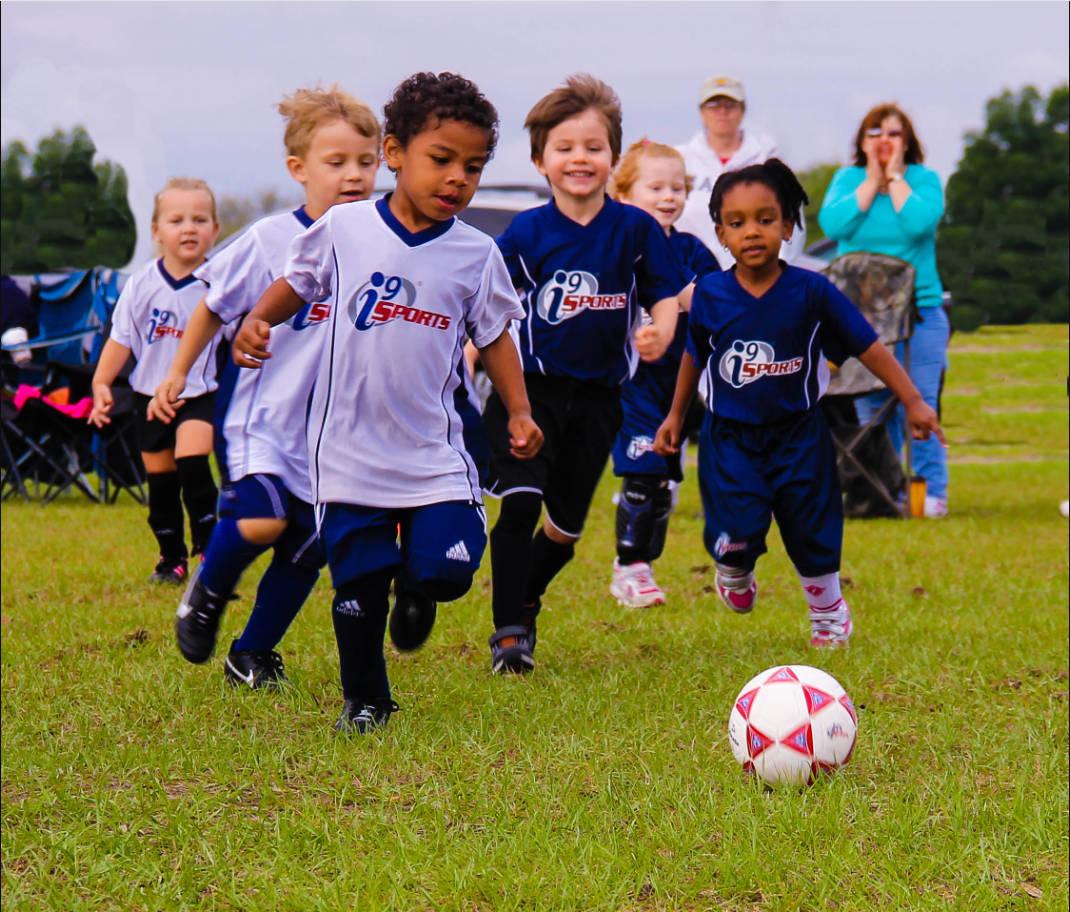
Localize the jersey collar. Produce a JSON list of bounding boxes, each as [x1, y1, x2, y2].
[[375, 195, 455, 247], [156, 258, 200, 290], [292, 206, 315, 228]]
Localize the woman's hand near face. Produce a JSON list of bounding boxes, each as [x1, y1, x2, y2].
[[862, 135, 884, 183], [885, 135, 906, 179]]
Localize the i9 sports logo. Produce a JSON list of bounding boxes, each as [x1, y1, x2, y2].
[[292, 300, 331, 331], [536, 270, 628, 325], [718, 340, 803, 389], [146, 309, 182, 344], [348, 272, 451, 332]]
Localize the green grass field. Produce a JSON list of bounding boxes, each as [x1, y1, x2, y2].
[[3, 325, 1068, 912]]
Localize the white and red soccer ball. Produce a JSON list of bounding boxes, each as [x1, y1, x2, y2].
[[728, 665, 857, 787]]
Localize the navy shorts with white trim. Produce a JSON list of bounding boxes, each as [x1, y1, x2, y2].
[[320, 500, 487, 600], [218, 472, 325, 570]]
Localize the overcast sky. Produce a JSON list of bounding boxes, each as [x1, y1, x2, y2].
[[2, 0, 1067, 264]]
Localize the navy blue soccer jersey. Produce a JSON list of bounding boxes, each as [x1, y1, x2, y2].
[[657, 228, 720, 370], [496, 197, 691, 387], [686, 265, 878, 424]]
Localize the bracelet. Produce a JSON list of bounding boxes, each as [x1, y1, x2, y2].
[[887, 172, 905, 183]]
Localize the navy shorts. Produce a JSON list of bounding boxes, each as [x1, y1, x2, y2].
[[219, 473, 325, 571], [133, 392, 215, 454], [320, 500, 488, 600], [611, 365, 683, 480], [698, 408, 843, 577]]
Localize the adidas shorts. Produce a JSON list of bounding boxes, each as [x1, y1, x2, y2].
[[133, 392, 215, 454], [219, 473, 324, 571], [320, 500, 487, 597]]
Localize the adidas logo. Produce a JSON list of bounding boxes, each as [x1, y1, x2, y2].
[[445, 540, 471, 562], [334, 599, 363, 617]]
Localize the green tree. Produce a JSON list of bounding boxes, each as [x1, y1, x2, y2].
[[938, 84, 1069, 330], [0, 126, 136, 274], [797, 161, 842, 245]]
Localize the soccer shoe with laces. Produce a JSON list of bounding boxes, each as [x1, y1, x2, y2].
[[388, 584, 438, 652], [489, 624, 536, 675], [224, 641, 289, 689], [334, 698, 400, 734], [809, 599, 853, 647], [610, 560, 667, 608], [150, 556, 188, 586], [715, 572, 758, 613], [175, 565, 233, 664]]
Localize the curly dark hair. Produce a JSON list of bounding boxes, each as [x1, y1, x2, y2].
[[708, 158, 809, 228], [382, 72, 499, 159]]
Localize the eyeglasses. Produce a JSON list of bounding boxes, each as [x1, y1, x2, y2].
[[865, 127, 904, 139], [703, 98, 742, 111]]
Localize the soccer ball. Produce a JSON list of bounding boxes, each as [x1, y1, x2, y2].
[[728, 665, 857, 787]]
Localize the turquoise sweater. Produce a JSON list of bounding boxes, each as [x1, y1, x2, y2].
[[818, 164, 945, 309]]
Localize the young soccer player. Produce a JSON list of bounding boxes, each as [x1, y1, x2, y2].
[[232, 72, 542, 732], [90, 178, 221, 584], [484, 75, 693, 674], [607, 139, 720, 608], [149, 87, 381, 688], [654, 159, 944, 646]]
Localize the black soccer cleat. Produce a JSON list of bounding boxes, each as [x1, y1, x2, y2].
[[175, 566, 232, 664], [489, 625, 536, 675], [223, 641, 289, 689], [334, 698, 400, 735], [388, 584, 438, 652], [150, 555, 188, 586]]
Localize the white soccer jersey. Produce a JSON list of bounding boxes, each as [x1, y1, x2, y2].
[[286, 198, 523, 509], [110, 259, 219, 398], [197, 208, 325, 502]]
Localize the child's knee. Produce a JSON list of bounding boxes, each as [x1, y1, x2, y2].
[[542, 519, 579, 544], [238, 516, 287, 546]]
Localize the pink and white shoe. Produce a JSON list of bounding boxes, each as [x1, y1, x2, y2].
[[610, 560, 666, 608], [715, 572, 757, 613], [809, 599, 853, 647]]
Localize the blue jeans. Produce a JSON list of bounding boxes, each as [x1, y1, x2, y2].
[[854, 306, 949, 499]]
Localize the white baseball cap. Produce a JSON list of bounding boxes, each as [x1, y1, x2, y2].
[[699, 75, 745, 106]]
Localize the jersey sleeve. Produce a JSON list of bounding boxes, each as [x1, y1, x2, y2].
[[283, 212, 336, 304], [684, 284, 714, 364], [197, 228, 272, 323], [466, 244, 525, 349], [494, 222, 529, 291], [635, 213, 691, 307], [816, 275, 879, 365], [108, 274, 138, 348]]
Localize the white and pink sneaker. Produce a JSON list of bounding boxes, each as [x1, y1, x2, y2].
[[610, 560, 666, 608], [809, 599, 853, 647], [715, 572, 757, 613]]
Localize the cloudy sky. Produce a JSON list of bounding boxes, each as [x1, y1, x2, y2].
[[2, 1, 1067, 264]]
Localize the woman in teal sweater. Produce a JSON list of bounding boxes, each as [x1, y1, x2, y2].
[[819, 103, 949, 517]]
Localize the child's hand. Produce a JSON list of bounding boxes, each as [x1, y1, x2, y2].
[[233, 319, 272, 368], [654, 414, 683, 455], [906, 399, 946, 446], [89, 383, 113, 428], [149, 374, 188, 424], [508, 413, 543, 460], [634, 324, 669, 362]]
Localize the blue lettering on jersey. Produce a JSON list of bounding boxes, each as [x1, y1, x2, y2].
[[292, 300, 331, 330], [349, 271, 451, 333], [535, 270, 628, 325], [719, 340, 804, 389], [146, 308, 179, 344]]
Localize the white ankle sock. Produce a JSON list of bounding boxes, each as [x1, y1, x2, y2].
[[799, 572, 843, 611]]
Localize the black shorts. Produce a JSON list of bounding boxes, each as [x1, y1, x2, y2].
[[133, 392, 216, 454], [484, 373, 622, 537]]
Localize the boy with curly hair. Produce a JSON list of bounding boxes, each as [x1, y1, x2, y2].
[[233, 72, 542, 733]]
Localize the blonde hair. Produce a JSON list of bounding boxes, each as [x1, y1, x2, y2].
[[151, 177, 218, 224], [610, 139, 692, 200], [277, 85, 381, 158]]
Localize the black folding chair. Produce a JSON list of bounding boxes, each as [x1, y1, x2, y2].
[[822, 252, 916, 518], [93, 385, 147, 504]]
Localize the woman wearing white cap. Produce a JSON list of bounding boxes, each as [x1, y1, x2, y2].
[[676, 75, 806, 268]]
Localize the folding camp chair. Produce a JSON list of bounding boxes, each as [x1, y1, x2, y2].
[[822, 252, 916, 518], [93, 384, 147, 504]]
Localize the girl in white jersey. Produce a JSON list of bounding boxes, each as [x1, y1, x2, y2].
[[90, 178, 221, 584], [150, 87, 381, 690]]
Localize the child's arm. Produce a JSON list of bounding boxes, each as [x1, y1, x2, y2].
[[634, 295, 681, 362], [232, 279, 307, 369], [653, 351, 701, 455], [477, 330, 542, 459], [149, 300, 224, 423], [89, 338, 132, 427], [857, 341, 946, 444]]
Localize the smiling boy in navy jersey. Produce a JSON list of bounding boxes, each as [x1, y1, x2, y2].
[[483, 74, 694, 675], [232, 72, 542, 733]]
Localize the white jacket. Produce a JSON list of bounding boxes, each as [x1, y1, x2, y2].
[[676, 128, 807, 269]]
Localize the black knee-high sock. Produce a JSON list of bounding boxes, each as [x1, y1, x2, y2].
[[332, 570, 392, 703], [490, 492, 542, 629], [146, 470, 186, 560], [523, 530, 575, 604], [175, 455, 218, 556]]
